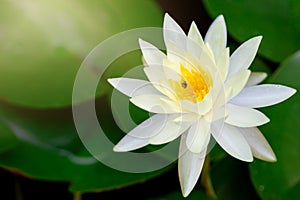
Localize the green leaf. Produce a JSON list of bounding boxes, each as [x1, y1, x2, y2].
[[0, 100, 171, 192], [249, 51, 300, 199], [209, 143, 227, 163], [0, 0, 162, 108], [250, 57, 272, 75], [203, 0, 300, 62], [0, 120, 19, 153], [211, 157, 260, 200]]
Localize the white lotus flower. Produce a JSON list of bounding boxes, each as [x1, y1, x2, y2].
[[108, 13, 296, 197]]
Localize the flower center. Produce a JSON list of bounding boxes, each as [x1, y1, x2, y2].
[[180, 64, 210, 102], [169, 64, 210, 103]]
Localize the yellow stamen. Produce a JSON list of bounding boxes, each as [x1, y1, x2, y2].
[[180, 64, 209, 101], [169, 64, 210, 103]]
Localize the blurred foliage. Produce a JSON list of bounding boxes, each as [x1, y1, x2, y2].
[[211, 157, 260, 200], [0, 99, 169, 193], [250, 51, 300, 200], [0, 0, 299, 199], [0, 0, 162, 108], [203, 0, 300, 62]]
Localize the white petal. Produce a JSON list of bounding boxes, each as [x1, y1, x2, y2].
[[228, 36, 262, 77], [166, 41, 188, 68], [130, 94, 182, 114], [180, 93, 213, 115], [225, 104, 270, 127], [230, 84, 296, 108], [225, 70, 251, 99], [113, 136, 148, 152], [178, 133, 206, 197], [139, 39, 166, 66], [185, 44, 216, 77], [211, 122, 253, 162], [188, 21, 204, 47], [114, 114, 167, 152], [204, 15, 227, 60], [239, 127, 276, 162], [186, 38, 205, 67], [204, 105, 228, 122], [186, 118, 211, 153], [145, 63, 182, 83], [173, 113, 198, 123], [162, 61, 183, 82], [213, 85, 233, 109], [143, 67, 176, 99], [143, 65, 165, 83], [246, 72, 267, 86], [216, 47, 229, 81], [204, 42, 217, 63], [149, 118, 191, 145], [164, 13, 186, 51], [210, 71, 227, 103], [108, 78, 158, 97]]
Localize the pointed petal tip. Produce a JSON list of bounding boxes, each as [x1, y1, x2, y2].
[[269, 155, 277, 162], [209, 14, 226, 32], [256, 148, 277, 162], [246, 156, 254, 162], [138, 38, 149, 49], [189, 21, 198, 31], [241, 151, 254, 162], [188, 21, 197, 33], [236, 155, 254, 162], [107, 78, 117, 87], [256, 35, 263, 40], [235, 152, 254, 162], [263, 154, 277, 162], [113, 139, 141, 152], [138, 38, 148, 46], [113, 142, 142, 152], [261, 72, 267, 78], [179, 177, 193, 198], [181, 188, 191, 198], [216, 14, 225, 22], [254, 153, 277, 162], [138, 37, 143, 44], [164, 12, 173, 24], [291, 88, 297, 95], [164, 13, 177, 25], [113, 145, 125, 152], [138, 38, 149, 52], [281, 86, 297, 100], [239, 127, 277, 163], [253, 35, 263, 45], [212, 15, 226, 29], [163, 12, 185, 36], [164, 12, 170, 18]]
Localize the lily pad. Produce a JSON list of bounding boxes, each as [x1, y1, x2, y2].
[[0, 120, 19, 153], [0, 0, 162, 108], [249, 51, 300, 199], [211, 157, 260, 200], [203, 0, 300, 62], [0, 100, 170, 192]]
